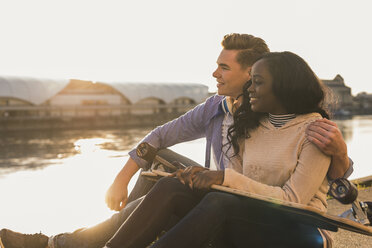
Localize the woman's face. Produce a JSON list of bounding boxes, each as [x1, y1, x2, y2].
[[248, 59, 287, 114]]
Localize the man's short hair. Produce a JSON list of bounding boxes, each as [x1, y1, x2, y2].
[[222, 33, 270, 69]]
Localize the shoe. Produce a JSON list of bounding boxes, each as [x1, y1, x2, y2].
[[0, 229, 48, 248]]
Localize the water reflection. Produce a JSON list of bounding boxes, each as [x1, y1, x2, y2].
[[0, 127, 153, 235], [336, 119, 354, 143], [0, 128, 151, 175], [335, 115, 372, 179]]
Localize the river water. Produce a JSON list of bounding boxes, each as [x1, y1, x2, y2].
[[0, 116, 371, 236]]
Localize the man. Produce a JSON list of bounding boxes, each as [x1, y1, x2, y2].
[[0, 33, 352, 248]]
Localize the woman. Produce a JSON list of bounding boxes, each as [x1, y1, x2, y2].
[[104, 51, 332, 248]]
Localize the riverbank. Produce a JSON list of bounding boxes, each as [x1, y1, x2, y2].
[[0, 112, 184, 132]]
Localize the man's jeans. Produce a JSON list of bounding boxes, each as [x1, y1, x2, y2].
[[49, 148, 202, 248], [105, 177, 324, 248]]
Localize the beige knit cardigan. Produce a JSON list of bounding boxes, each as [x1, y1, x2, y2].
[[223, 113, 331, 211]]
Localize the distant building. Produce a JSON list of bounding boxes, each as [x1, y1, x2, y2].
[[354, 92, 372, 114], [0, 76, 209, 130], [321, 74, 353, 113]]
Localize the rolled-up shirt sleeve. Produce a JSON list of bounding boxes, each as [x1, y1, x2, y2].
[[128, 95, 221, 170]]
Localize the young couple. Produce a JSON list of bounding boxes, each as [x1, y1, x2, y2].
[[1, 33, 353, 248]]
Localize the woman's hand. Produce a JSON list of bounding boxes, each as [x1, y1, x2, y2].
[[170, 165, 208, 188], [192, 170, 224, 190]]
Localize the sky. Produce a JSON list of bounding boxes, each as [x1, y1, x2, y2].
[[0, 0, 371, 95]]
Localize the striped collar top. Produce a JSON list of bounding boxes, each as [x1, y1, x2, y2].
[[268, 113, 296, 128]]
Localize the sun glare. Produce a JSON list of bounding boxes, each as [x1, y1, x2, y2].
[[74, 138, 109, 154]]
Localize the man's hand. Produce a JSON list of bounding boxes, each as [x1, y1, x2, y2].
[[306, 118, 350, 179], [105, 180, 128, 211], [105, 158, 140, 211], [306, 118, 346, 156]]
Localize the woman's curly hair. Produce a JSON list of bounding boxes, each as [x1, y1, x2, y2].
[[227, 52, 330, 157]]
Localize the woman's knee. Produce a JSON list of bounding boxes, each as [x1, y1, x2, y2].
[[199, 192, 240, 213]]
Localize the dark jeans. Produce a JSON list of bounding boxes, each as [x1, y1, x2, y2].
[[50, 148, 202, 248], [105, 177, 324, 248]]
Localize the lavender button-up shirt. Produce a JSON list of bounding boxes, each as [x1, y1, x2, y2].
[[128, 94, 226, 171]]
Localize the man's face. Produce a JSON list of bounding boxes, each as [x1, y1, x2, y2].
[[212, 49, 251, 99]]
